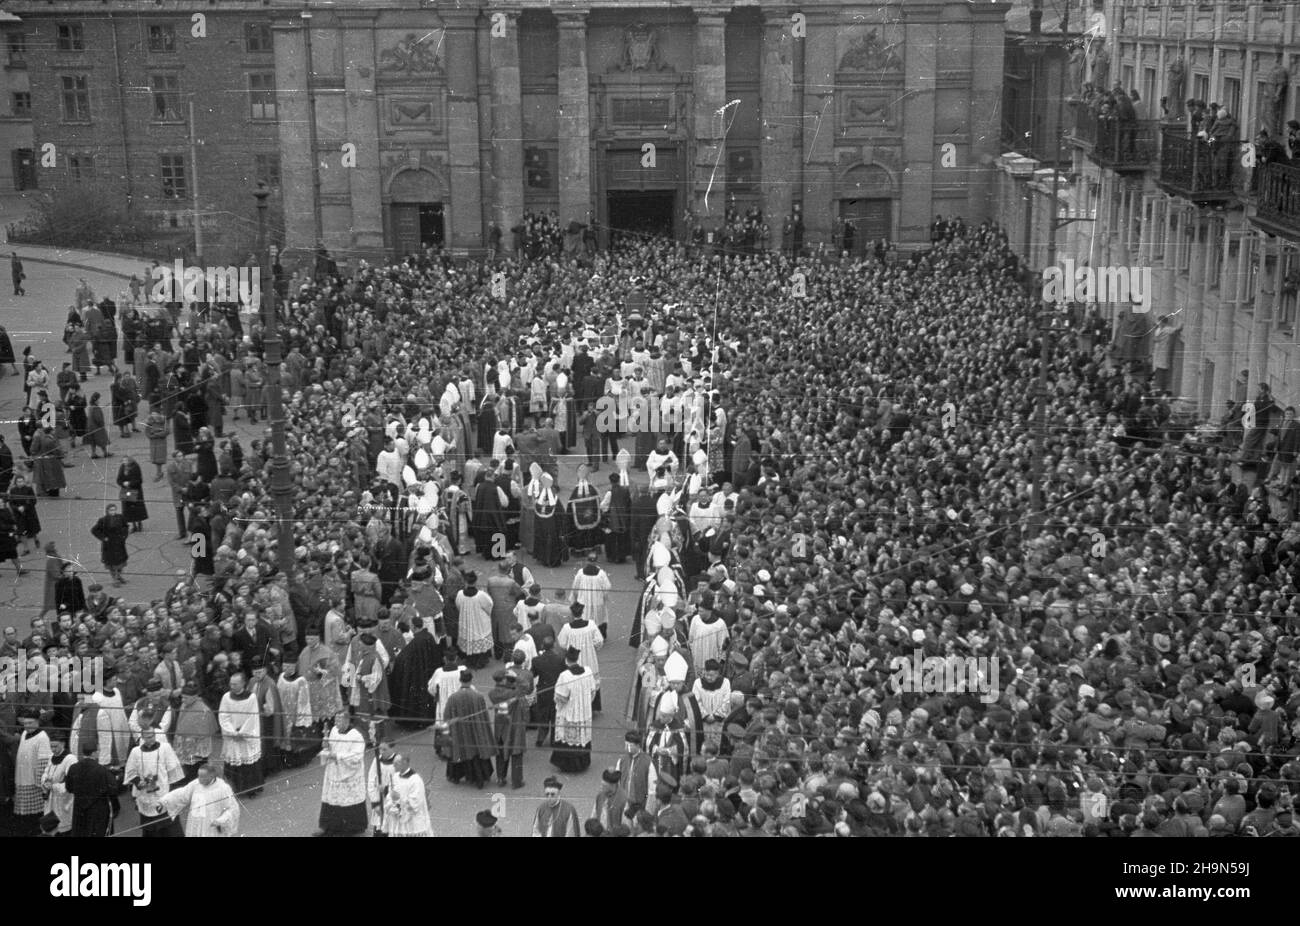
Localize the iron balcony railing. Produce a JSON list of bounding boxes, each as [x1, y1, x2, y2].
[[1159, 127, 1241, 200], [1256, 161, 1300, 237], [1091, 118, 1158, 170]]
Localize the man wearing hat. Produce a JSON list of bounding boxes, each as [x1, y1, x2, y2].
[[593, 766, 629, 832], [475, 809, 501, 837], [530, 634, 565, 748], [531, 776, 580, 837], [488, 669, 528, 790]]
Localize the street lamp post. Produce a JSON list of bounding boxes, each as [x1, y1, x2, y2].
[[253, 182, 295, 579], [1023, 0, 1073, 539]]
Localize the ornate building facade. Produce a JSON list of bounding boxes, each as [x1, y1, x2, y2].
[[3, 0, 1010, 262], [997, 0, 1300, 417]]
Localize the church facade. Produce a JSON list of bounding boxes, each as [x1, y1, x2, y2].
[[3, 0, 1010, 262], [279, 0, 1009, 258]]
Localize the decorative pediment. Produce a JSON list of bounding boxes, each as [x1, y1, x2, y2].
[[839, 29, 902, 73], [379, 33, 443, 75]]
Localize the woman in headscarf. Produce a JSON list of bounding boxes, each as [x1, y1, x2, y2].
[[145, 408, 169, 480], [194, 426, 218, 482], [93, 310, 118, 375], [172, 403, 195, 456], [115, 456, 149, 533], [16, 406, 38, 459], [91, 502, 130, 586], [110, 371, 129, 439], [85, 392, 111, 459], [66, 384, 88, 447], [0, 503, 24, 577]]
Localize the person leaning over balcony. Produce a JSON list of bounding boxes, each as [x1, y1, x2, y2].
[[1253, 130, 1288, 192], [1209, 105, 1237, 186]]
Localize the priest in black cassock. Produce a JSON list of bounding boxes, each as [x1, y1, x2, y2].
[[604, 471, 633, 564], [64, 743, 116, 837], [388, 614, 443, 729], [471, 471, 507, 559]]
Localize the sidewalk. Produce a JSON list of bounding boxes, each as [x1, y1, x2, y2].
[[9, 243, 143, 281]]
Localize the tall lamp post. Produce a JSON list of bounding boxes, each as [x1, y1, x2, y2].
[[1023, 0, 1074, 539], [253, 182, 295, 579]]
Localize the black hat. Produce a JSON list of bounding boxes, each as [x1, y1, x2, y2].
[[476, 810, 497, 828], [458, 668, 474, 684], [569, 601, 585, 616], [601, 768, 621, 784], [145, 677, 164, 692], [565, 646, 581, 662], [704, 659, 721, 672], [249, 655, 265, 669]]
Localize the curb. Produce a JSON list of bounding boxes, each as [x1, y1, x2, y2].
[[17, 255, 136, 282]]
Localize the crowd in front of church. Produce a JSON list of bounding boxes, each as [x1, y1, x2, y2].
[[3, 209, 1300, 837]]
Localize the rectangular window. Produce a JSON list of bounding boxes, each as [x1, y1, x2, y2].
[[68, 153, 95, 181], [1206, 221, 1222, 290], [1193, 73, 1209, 105], [7, 33, 26, 67], [60, 75, 90, 122], [248, 73, 276, 121], [1143, 68, 1156, 119], [254, 152, 281, 188], [57, 24, 85, 52], [1222, 77, 1241, 122], [1280, 250, 1298, 330], [1123, 66, 1135, 95], [150, 74, 182, 122], [160, 154, 187, 200], [147, 23, 176, 54], [12, 91, 31, 117], [244, 23, 273, 53]]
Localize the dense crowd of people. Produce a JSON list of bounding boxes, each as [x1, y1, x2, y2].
[[2, 216, 1299, 838]]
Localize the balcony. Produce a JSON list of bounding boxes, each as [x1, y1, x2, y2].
[[1157, 128, 1242, 204], [1091, 120, 1158, 172], [1253, 161, 1300, 239]]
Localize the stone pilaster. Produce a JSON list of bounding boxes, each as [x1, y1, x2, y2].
[[557, 13, 591, 228], [342, 19, 384, 255], [799, 13, 835, 246], [488, 8, 524, 237], [760, 9, 794, 242], [273, 22, 316, 263], [693, 11, 727, 226], [443, 6, 486, 251]]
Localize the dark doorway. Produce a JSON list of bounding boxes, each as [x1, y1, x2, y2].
[[12, 149, 36, 191], [418, 203, 444, 249], [838, 198, 891, 256], [391, 202, 444, 256], [608, 191, 675, 246]]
